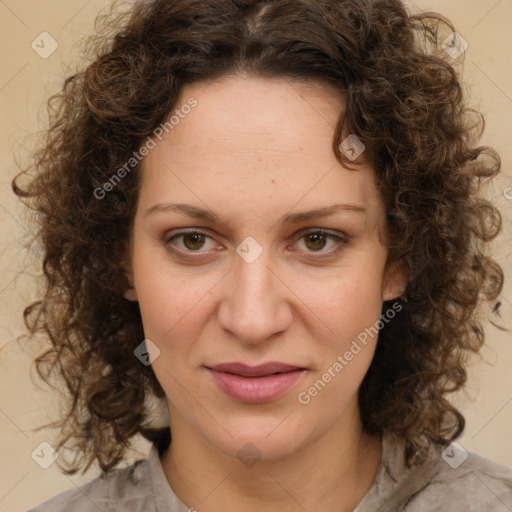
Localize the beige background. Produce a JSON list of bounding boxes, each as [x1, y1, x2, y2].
[[0, 1, 511, 511]]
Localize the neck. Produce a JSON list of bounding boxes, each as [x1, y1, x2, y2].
[[160, 408, 382, 512]]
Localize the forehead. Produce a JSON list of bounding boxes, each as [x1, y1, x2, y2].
[[139, 74, 381, 217], [159, 73, 345, 161]]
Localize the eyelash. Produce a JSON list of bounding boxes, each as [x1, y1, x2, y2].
[[162, 228, 347, 259]]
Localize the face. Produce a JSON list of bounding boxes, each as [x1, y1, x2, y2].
[[125, 74, 404, 461]]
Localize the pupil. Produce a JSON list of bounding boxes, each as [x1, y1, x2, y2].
[[306, 233, 326, 251], [184, 233, 205, 250]]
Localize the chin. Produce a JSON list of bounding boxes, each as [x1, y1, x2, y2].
[[207, 413, 308, 462]]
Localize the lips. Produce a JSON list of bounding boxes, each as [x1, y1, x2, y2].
[[207, 362, 303, 377], [205, 362, 306, 403]]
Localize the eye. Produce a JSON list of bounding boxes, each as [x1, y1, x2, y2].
[[293, 229, 347, 255], [164, 229, 218, 253], [162, 228, 347, 258]]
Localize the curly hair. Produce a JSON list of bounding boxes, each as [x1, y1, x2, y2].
[[13, 0, 504, 474]]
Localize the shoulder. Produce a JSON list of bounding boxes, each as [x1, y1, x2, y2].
[[357, 433, 512, 512], [406, 443, 512, 511], [26, 457, 154, 512]]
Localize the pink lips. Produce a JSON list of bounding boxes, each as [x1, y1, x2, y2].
[[206, 362, 305, 404]]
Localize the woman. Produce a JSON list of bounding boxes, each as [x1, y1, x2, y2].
[[14, 0, 512, 510]]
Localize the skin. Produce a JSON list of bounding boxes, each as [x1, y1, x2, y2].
[[124, 73, 406, 512]]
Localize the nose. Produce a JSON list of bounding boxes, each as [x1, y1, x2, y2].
[[217, 247, 293, 346]]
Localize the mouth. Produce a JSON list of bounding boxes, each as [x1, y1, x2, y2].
[[205, 362, 306, 403]]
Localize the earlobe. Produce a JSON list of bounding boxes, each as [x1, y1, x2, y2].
[[124, 287, 138, 301], [383, 260, 407, 302], [122, 259, 138, 302]]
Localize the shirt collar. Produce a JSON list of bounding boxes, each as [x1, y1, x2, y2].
[[146, 444, 191, 512]]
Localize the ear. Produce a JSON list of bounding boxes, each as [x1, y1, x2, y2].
[[382, 259, 407, 302], [122, 259, 138, 302]]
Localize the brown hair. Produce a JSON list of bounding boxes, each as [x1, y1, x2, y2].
[[13, 0, 504, 474]]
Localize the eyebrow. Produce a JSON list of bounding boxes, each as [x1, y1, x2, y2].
[[143, 202, 366, 225]]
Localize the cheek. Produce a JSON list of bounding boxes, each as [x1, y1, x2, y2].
[[295, 275, 385, 418], [135, 269, 214, 390], [302, 266, 386, 343], [143, 277, 196, 350], [132, 246, 217, 339]]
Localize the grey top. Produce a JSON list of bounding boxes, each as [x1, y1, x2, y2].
[[27, 431, 512, 511]]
